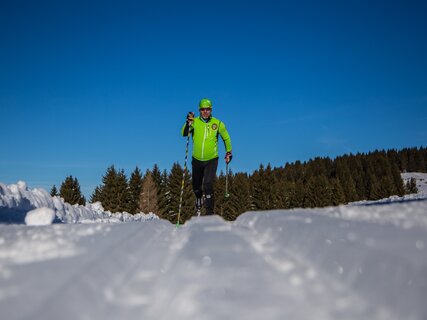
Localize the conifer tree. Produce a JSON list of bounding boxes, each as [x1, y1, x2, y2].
[[227, 172, 251, 220], [163, 163, 194, 224], [281, 180, 295, 209], [139, 171, 159, 214], [116, 169, 132, 213], [407, 148, 417, 171], [304, 175, 331, 208], [349, 155, 365, 201], [291, 179, 305, 208], [283, 162, 296, 182], [150, 164, 162, 187], [50, 185, 58, 197], [387, 149, 401, 171], [60, 176, 86, 205], [250, 164, 277, 210], [98, 166, 118, 211], [405, 178, 418, 194], [96, 166, 131, 213], [399, 148, 409, 172], [330, 178, 346, 205], [90, 185, 103, 203], [366, 170, 382, 200], [129, 166, 143, 214], [378, 175, 396, 198], [423, 147, 427, 172], [214, 171, 226, 217], [249, 165, 266, 210], [335, 158, 358, 202], [390, 162, 405, 196], [156, 169, 169, 219], [414, 149, 426, 172]]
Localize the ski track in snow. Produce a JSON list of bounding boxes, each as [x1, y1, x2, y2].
[[1, 177, 427, 320], [28, 218, 378, 320], [1, 206, 427, 320]]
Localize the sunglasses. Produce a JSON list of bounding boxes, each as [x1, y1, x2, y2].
[[200, 108, 211, 111]]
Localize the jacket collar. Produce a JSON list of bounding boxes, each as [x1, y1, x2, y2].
[[199, 116, 212, 123]]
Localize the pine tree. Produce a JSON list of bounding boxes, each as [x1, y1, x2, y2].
[[50, 185, 58, 197], [228, 172, 252, 219], [139, 171, 159, 214], [163, 163, 194, 224], [214, 173, 224, 215], [250, 164, 277, 210], [116, 169, 132, 213], [98, 166, 118, 211], [90, 185, 103, 203], [129, 166, 143, 214], [390, 162, 405, 196], [407, 147, 418, 171], [283, 162, 297, 182], [156, 169, 169, 219], [423, 147, 427, 172], [346, 154, 365, 200], [335, 157, 358, 202], [249, 165, 265, 210], [215, 168, 247, 219], [281, 180, 295, 209], [330, 178, 346, 205], [96, 166, 131, 213], [366, 170, 382, 200], [304, 175, 331, 208], [60, 176, 86, 205], [405, 178, 418, 194], [151, 164, 162, 188], [291, 179, 305, 208], [414, 149, 426, 172]]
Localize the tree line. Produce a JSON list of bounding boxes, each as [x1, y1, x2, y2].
[[52, 146, 426, 223]]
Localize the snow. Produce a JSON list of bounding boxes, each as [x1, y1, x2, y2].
[[24, 207, 56, 226], [0, 181, 158, 224], [0, 178, 427, 319]]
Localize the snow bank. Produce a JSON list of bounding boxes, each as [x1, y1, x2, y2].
[[0, 181, 158, 224]]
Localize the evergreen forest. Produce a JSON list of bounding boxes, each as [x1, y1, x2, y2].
[[56, 146, 426, 224]]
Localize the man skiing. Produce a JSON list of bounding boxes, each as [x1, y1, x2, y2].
[[181, 98, 232, 215]]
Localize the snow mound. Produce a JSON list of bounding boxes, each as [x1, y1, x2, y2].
[[25, 207, 56, 226], [0, 181, 159, 224]]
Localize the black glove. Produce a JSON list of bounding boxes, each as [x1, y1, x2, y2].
[[225, 151, 232, 164], [186, 111, 195, 125]]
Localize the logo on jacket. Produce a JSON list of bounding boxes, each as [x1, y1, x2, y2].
[[212, 124, 218, 130]]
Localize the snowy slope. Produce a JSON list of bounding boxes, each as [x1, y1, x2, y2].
[[1, 196, 427, 319], [402, 172, 427, 196]]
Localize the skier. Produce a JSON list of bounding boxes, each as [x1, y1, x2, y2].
[[181, 98, 232, 215]]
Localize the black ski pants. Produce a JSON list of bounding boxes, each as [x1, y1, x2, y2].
[[192, 157, 218, 215]]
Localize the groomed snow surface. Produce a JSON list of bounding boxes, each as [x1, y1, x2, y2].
[[0, 173, 427, 320]]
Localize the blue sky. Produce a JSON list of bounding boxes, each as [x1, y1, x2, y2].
[[1, 0, 426, 197]]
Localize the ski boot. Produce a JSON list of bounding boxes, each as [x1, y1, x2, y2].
[[195, 197, 203, 217]]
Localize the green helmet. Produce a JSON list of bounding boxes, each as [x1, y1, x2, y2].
[[199, 98, 212, 109]]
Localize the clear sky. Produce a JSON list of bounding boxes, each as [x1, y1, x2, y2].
[[1, 0, 426, 198]]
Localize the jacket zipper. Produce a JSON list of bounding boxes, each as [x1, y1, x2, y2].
[[201, 123, 207, 160]]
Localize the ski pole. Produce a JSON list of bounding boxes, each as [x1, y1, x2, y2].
[[225, 161, 230, 198], [177, 127, 191, 227]]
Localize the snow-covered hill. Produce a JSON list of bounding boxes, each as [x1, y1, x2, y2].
[[1, 179, 427, 319]]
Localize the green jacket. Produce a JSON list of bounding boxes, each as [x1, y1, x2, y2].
[[181, 116, 232, 161]]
